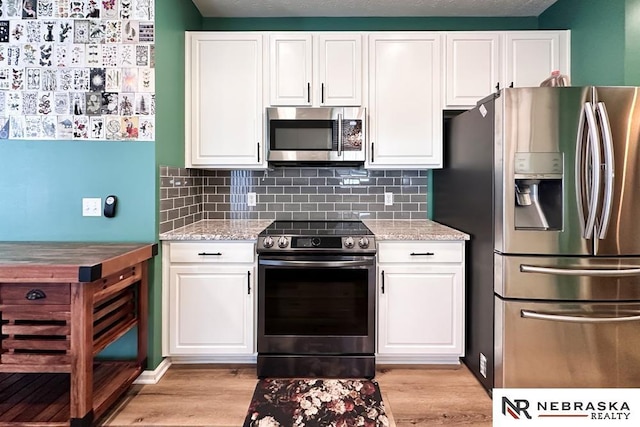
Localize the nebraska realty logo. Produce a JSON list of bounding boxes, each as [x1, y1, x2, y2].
[[493, 389, 640, 426]]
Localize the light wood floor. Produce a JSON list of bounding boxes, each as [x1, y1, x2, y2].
[[98, 363, 492, 426]]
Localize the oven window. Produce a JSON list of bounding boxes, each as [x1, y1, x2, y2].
[[270, 120, 336, 151], [263, 267, 369, 336]]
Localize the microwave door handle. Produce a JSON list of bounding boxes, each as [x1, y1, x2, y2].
[[338, 113, 343, 156]]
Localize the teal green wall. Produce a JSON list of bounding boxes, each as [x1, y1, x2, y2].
[[0, 141, 155, 241], [202, 17, 538, 31], [625, 0, 640, 85], [157, 0, 202, 168], [146, 0, 202, 368], [540, 0, 627, 85]]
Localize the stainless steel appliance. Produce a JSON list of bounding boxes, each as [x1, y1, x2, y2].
[[266, 107, 366, 164], [434, 87, 640, 391], [257, 220, 376, 378]]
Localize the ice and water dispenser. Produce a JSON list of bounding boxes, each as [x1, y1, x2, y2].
[[514, 152, 563, 230]]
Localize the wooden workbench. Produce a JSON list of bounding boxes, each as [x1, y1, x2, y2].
[[0, 242, 157, 426]]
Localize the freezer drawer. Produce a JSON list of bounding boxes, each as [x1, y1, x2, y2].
[[495, 297, 640, 388], [495, 254, 640, 300]]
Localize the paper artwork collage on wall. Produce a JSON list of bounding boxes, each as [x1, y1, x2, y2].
[[0, 0, 155, 141]]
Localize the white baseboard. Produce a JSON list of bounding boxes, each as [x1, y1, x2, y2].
[[132, 354, 459, 384], [134, 357, 172, 385]]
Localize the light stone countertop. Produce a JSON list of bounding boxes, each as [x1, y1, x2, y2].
[[160, 219, 469, 241], [159, 219, 273, 241], [363, 219, 470, 241]]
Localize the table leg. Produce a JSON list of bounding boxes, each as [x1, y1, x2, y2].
[[70, 282, 94, 426]]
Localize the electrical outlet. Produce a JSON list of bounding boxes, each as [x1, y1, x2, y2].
[[479, 353, 487, 378], [247, 192, 257, 207], [82, 198, 102, 217], [384, 192, 393, 206]]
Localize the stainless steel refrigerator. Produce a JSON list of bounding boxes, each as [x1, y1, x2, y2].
[[434, 87, 640, 392]]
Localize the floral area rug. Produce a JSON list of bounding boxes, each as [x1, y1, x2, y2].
[[242, 378, 391, 427]]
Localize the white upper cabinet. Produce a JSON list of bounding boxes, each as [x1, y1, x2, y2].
[[444, 32, 501, 108], [269, 34, 313, 105], [443, 30, 570, 108], [185, 32, 265, 168], [368, 33, 442, 168], [317, 34, 363, 106], [504, 30, 570, 89], [269, 33, 363, 106]]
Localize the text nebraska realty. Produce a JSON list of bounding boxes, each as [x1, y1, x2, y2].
[[504, 397, 631, 420]]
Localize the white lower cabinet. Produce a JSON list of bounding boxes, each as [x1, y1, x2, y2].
[[162, 241, 256, 362], [377, 241, 465, 363]]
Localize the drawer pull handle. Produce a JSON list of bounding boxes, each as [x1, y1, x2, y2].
[[26, 289, 47, 300], [198, 252, 222, 256], [410, 252, 435, 256]]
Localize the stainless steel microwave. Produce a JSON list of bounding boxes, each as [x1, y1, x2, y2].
[[266, 107, 366, 164]]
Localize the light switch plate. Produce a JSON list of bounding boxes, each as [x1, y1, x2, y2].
[[384, 192, 393, 206], [82, 198, 102, 217]]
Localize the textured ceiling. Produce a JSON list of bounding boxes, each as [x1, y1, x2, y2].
[[191, 0, 559, 18]]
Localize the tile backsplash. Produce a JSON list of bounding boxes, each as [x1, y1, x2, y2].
[[160, 166, 428, 233]]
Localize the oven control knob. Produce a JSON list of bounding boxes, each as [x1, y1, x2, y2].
[[311, 237, 321, 247], [277, 236, 289, 248], [344, 236, 355, 249], [263, 236, 274, 248], [358, 237, 370, 249]]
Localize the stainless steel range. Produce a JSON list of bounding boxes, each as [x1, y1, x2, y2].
[[257, 220, 376, 378]]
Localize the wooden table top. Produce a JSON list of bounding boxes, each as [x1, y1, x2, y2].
[[0, 242, 158, 283]]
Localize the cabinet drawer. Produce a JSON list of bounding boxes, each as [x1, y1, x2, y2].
[[0, 283, 70, 305], [378, 241, 463, 264], [168, 242, 255, 263]]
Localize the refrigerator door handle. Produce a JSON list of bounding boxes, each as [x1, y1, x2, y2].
[[596, 101, 615, 240], [520, 264, 640, 277], [521, 309, 640, 323], [583, 102, 602, 239], [575, 102, 588, 235]]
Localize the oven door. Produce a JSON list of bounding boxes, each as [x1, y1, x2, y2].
[[258, 254, 376, 354]]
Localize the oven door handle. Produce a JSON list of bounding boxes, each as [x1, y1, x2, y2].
[[259, 259, 373, 268]]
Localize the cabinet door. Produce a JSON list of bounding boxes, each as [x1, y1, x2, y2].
[[168, 265, 254, 355], [504, 31, 570, 88], [317, 34, 362, 106], [378, 265, 463, 355], [270, 34, 313, 105], [368, 33, 442, 168], [444, 32, 501, 108], [186, 32, 264, 168]]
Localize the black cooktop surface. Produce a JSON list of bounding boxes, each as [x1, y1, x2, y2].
[[259, 220, 373, 236]]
